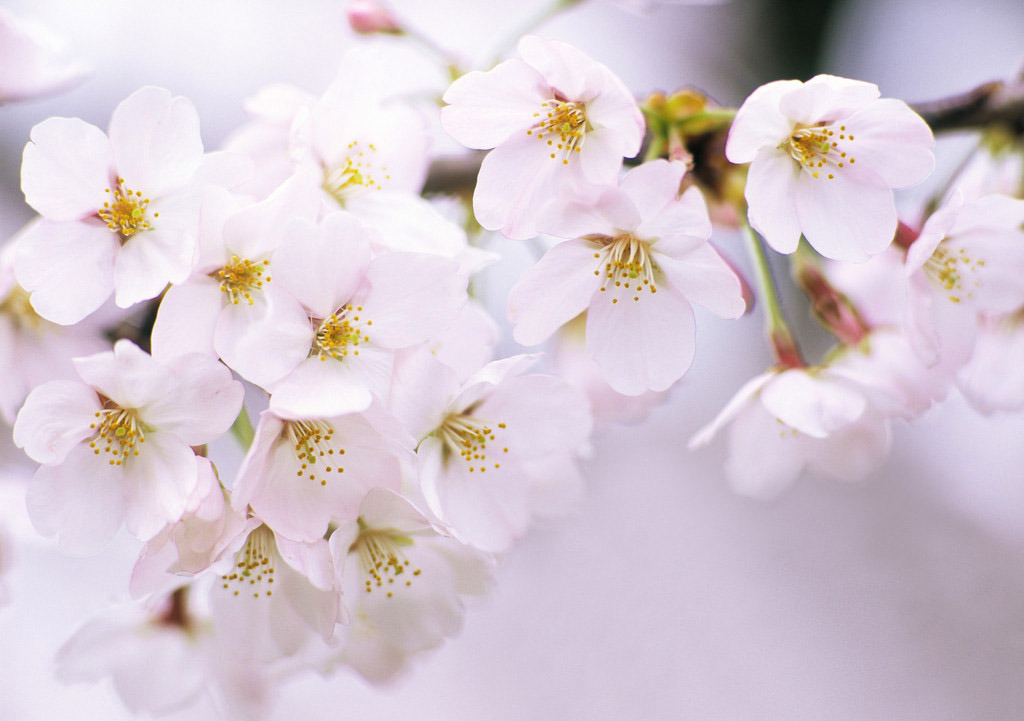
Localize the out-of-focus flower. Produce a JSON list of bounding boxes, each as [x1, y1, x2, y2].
[[441, 35, 644, 240], [0, 8, 88, 103], [13, 339, 243, 554], [347, 0, 402, 34], [328, 487, 493, 683], [17, 87, 212, 324], [726, 74, 934, 261], [508, 160, 745, 394]]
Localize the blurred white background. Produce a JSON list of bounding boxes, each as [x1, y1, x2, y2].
[[1, 0, 1024, 719]]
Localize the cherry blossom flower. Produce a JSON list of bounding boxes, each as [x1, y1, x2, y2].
[[17, 86, 215, 324], [327, 488, 493, 683], [508, 160, 746, 394], [232, 405, 411, 543], [726, 74, 934, 261], [441, 35, 645, 239], [266, 212, 467, 418], [392, 351, 591, 552], [904, 192, 1024, 368], [956, 312, 1024, 414], [0, 8, 88, 103], [13, 339, 243, 554]]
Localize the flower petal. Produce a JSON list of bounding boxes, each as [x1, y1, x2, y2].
[[744, 147, 802, 255], [21, 116, 113, 220]]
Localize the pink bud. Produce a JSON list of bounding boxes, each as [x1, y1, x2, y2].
[[347, 0, 401, 34]]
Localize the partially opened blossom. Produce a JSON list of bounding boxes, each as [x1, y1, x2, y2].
[[904, 192, 1024, 368], [689, 367, 891, 498], [726, 74, 934, 261], [392, 351, 592, 552], [17, 86, 214, 324], [233, 405, 411, 543], [266, 212, 467, 417], [508, 160, 746, 395], [442, 35, 644, 239], [328, 488, 493, 683], [0, 8, 88, 102], [13, 340, 243, 553]]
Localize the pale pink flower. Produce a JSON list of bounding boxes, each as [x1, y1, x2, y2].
[[0, 8, 88, 102], [726, 74, 934, 261], [508, 160, 746, 395], [17, 87, 212, 324], [956, 312, 1024, 414], [441, 35, 644, 239], [328, 488, 493, 683], [904, 192, 1024, 368], [392, 351, 592, 552], [13, 339, 243, 553], [232, 405, 411, 544]]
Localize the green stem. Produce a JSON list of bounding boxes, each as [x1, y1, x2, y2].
[[230, 406, 255, 449], [487, 0, 585, 67], [741, 219, 804, 368]]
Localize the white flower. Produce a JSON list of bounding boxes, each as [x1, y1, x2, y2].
[[726, 74, 934, 261], [441, 35, 644, 239]]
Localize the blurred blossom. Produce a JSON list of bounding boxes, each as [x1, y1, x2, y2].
[[0, 7, 88, 103]]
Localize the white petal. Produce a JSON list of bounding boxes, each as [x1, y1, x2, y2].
[[13, 380, 99, 464], [744, 148, 802, 255], [113, 226, 195, 308], [723, 402, 805, 499], [270, 357, 376, 418], [725, 80, 801, 163], [777, 74, 879, 125], [441, 59, 547, 149], [654, 242, 745, 319], [142, 355, 243, 444], [843, 98, 934, 189], [122, 432, 198, 541], [150, 278, 222, 361], [21, 116, 113, 220], [759, 370, 866, 438]]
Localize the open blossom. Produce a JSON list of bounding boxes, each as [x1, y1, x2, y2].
[[904, 192, 1024, 369], [726, 74, 934, 261], [441, 35, 644, 239], [17, 87, 212, 324], [508, 160, 746, 395], [0, 8, 88, 103], [392, 351, 592, 552], [328, 488, 493, 683], [13, 340, 243, 554]]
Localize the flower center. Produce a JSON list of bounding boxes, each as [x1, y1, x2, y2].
[[217, 255, 271, 306], [593, 234, 658, 304], [312, 304, 372, 361], [0, 284, 47, 333], [98, 178, 157, 240], [784, 124, 857, 180], [351, 522, 420, 598], [527, 100, 587, 165], [221, 525, 276, 599], [88, 405, 146, 466], [283, 420, 347, 487], [923, 244, 984, 304], [439, 413, 508, 474], [321, 141, 388, 206]]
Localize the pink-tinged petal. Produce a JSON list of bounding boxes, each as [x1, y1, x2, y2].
[[585, 74, 645, 156], [359, 253, 466, 348], [441, 59, 547, 149], [270, 356, 379, 418], [353, 486, 434, 535], [724, 402, 805, 499], [620, 160, 689, 228], [214, 281, 313, 389], [452, 354, 541, 413], [275, 535, 337, 594], [760, 370, 866, 438], [904, 272, 978, 370], [73, 339, 173, 409], [794, 166, 896, 261], [26, 444, 126, 555], [654, 242, 745, 319], [957, 318, 1024, 414], [744, 147, 802, 255], [14, 219, 118, 325], [843, 98, 934, 189], [725, 80, 801, 163], [223, 170, 321, 259], [687, 372, 774, 449], [954, 193, 1024, 232], [272, 215, 371, 319], [427, 300, 499, 383], [389, 347, 461, 442], [108, 87, 203, 198], [13, 380, 99, 464], [191, 149, 254, 191], [518, 35, 606, 103], [640, 185, 713, 256], [805, 410, 890, 482], [586, 282, 696, 395], [777, 74, 879, 125], [577, 127, 630, 184], [150, 278, 222, 361], [0, 9, 89, 101], [113, 226, 195, 308], [536, 186, 638, 239], [905, 193, 962, 273], [142, 356, 242, 444], [949, 230, 1024, 313], [473, 131, 570, 240], [122, 432, 198, 541], [508, 238, 600, 346], [21, 117, 113, 220]]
